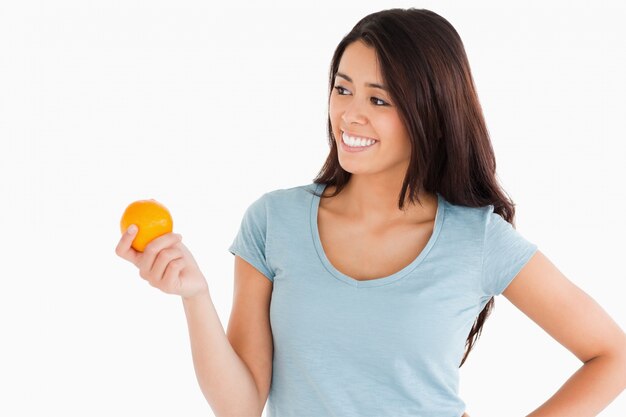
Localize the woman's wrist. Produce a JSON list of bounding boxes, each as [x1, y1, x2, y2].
[[181, 286, 210, 303]]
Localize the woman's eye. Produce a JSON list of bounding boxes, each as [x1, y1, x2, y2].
[[371, 97, 388, 106], [333, 86, 389, 106]]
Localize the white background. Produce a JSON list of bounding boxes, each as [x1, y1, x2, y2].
[[1, 0, 625, 416]]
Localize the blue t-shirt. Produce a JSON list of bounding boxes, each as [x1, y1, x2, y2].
[[228, 182, 538, 417]]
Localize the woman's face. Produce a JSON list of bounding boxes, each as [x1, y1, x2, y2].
[[329, 40, 411, 176]]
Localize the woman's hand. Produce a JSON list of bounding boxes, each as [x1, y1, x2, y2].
[[115, 227, 209, 298], [461, 412, 471, 417]]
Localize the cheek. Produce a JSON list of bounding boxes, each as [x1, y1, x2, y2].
[[328, 102, 342, 133], [328, 99, 341, 120], [377, 116, 406, 140]]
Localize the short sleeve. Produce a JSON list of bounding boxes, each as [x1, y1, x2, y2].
[[481, 206, 538, 296], [228, 193, 275, 282]]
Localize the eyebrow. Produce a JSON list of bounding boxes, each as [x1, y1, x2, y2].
[[335, 72, 388, 91]]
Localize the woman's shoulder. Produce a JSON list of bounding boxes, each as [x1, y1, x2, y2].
[[438, 196, 494, 234], [261, 182, 317, 200], [255, 182, 318, 212], [440, 196, 490, 218]]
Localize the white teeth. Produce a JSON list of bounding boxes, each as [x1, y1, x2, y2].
[[342, 132, 377, 147]]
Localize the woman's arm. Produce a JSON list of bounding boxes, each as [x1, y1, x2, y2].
[[182, 290, 262, 417], [502, 250, 626, 417]]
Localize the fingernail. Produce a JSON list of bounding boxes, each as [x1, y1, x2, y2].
[[127, 225, 138, 234]]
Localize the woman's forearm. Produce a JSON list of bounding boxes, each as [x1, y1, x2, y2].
[[525, 352, 626, 417], [182, 289, 262, 417]]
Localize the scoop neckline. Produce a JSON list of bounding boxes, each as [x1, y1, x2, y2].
[[309, 182, 445, 288]]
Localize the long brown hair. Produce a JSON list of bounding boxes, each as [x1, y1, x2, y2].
[[308, 8, 523, 367]]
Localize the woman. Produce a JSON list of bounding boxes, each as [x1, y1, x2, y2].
[[115, 8, 626, 417]]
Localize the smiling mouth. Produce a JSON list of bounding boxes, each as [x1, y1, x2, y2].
[[340, 130, 379, 148]]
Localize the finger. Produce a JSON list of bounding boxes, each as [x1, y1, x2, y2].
[[115, 224, 140, 265], [138, 233, 182, 280], [150, 247, 184, 283], [159, 258, 186, 294], [172, 240, 196, 266]]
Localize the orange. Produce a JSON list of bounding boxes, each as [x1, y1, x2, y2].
[[120, 199, 174, 252]]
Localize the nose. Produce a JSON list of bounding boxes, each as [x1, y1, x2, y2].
[[341, 97, 368, 126]]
